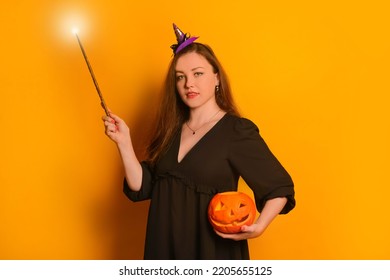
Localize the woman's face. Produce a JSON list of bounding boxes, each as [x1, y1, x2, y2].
[[175, 52, 219, 110]]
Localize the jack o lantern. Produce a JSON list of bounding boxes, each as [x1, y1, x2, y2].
[[208, 191, 256, 234]]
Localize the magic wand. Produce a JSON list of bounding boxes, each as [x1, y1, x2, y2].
[[73, 29, 109, 116]]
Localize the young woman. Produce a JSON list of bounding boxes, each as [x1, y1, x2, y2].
[[103, 24, 295, 259]]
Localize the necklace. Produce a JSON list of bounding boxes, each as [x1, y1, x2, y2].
[[185, 110, 221, 135]]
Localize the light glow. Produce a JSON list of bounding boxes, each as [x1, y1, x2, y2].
[[72, 27, 79, 35]]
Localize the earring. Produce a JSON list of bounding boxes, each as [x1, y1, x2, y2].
[[215, 85, 220, 92]]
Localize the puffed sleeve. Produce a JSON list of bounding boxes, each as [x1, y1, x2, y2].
[[123, 161, 154, 202], [228, 118, 295, 214]]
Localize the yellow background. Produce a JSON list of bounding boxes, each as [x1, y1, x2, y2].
[[1, 0, 389, 259]]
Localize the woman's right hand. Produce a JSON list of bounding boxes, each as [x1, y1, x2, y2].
[[102, 111, 131, 147]]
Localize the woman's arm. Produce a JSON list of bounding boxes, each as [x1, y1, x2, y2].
[[103, 112, 142, 191], [215, 197, 288, 241]]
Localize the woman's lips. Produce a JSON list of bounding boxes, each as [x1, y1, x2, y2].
[[186, 92, 199, 99]]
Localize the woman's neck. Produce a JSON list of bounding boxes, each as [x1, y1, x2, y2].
[[188, 103, 222, 126]]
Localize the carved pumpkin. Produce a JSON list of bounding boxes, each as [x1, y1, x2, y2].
[[208, 191, 256, 234]]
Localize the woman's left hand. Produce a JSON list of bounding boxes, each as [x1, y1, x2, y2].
[[214, 223, 264, 241]]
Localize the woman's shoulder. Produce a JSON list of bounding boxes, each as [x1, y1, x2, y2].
[[223, 113, 260, 134]]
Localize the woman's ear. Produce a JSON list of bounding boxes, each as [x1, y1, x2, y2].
[[215, 72, 220, 86]]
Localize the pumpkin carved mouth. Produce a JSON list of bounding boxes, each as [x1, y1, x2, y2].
[[208, 191, 256, 233], [236, 214, 249, 223]]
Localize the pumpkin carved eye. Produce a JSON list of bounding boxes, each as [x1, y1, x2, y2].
[[208, 191, 256, 234]]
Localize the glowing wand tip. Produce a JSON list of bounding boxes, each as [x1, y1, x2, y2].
[[72, 27, 79, 35]]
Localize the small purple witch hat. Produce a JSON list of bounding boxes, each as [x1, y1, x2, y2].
[[170, 23, 198, 55]]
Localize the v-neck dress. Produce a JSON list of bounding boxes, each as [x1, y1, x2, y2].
[[124, 114, 295, 259]]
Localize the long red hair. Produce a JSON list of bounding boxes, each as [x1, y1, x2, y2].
[[146, 43, 240, 166]]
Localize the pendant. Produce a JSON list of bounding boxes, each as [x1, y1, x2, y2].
[[192, 131, 196, 135]]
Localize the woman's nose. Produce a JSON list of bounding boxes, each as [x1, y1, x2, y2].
[[184, 76, 194, 88]]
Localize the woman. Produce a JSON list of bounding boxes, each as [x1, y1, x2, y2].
[[103, 24, 295, 259]]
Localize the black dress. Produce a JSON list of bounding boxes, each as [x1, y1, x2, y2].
[[124, 114, 295, 259]]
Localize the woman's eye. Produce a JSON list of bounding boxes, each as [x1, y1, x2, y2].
[[194, 72, 203, 77], [176, 75, 184, 81]]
